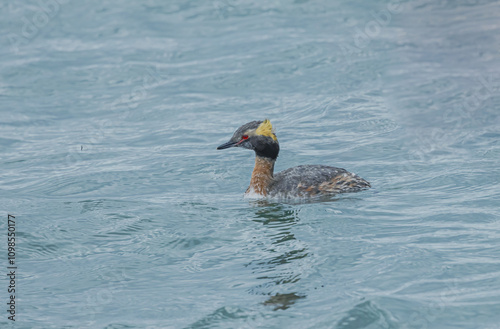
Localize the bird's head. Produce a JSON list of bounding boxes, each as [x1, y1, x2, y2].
[[217, 119, 280, 160]]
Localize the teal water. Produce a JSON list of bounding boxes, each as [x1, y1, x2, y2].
[[1, 0, 500, 328]]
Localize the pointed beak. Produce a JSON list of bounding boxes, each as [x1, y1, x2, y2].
[[217, 140, 238, 150]]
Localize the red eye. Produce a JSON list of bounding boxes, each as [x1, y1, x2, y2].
[[242, 135, 249, 140]]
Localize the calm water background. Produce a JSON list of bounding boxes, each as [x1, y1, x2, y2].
[[1, 0, 500, 328]]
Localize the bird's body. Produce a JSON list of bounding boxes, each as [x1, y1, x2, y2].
[[217, 120, 370, 198]]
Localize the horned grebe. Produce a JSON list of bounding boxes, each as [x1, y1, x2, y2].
[[217, 119, 370, 198]]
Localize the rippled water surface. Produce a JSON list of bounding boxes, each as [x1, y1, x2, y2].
[[1, 0, 500, 328]]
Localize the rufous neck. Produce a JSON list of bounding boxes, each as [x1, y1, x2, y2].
[[247, 156, 275, 196]]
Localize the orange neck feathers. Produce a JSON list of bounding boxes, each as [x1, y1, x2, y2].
[[246, 156, 275, 196]]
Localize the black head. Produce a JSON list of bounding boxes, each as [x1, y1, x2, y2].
[[217, 119, 280, 160]]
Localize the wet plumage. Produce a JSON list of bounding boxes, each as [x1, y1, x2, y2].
[[217, 120, 370, 198]]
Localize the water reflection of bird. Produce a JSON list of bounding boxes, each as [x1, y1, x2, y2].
[[263, 293, 305, 311], [217, 119, 370, 198]]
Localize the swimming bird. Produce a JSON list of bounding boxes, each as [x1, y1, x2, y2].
[[216, 119, 370, 198]]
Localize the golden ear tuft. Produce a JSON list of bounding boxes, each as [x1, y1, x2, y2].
[[256, 119, 277, 141]]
